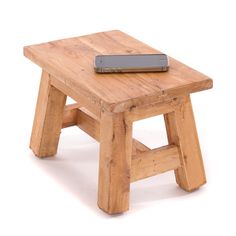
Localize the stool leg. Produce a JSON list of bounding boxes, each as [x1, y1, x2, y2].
[[98, 111, 132, 214], [30, 70, 67, 157], [164, 95, 206, 191]]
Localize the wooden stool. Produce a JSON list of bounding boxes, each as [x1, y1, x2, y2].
[[24, 30, 213, 214]]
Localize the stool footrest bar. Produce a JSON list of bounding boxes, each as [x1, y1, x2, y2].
[[62, 104, 152, 156], [131, 145, 180, 182]]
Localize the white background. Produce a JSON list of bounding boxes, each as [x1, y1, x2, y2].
[[0, 0, 235, 235]]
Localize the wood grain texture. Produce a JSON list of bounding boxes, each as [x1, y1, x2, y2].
[[62, 103, 80, 128], [77, 107, 100, 141], [98, 111, 132, 214], [164, 95, 206, 191], [131, 145, 180, 182], [25, 30, 212, 213], [132, 138, 150, 155], [30, 71, 67, 157], [50, 75, 101, 118], [24, 30, 213, 113], [126, 98, 176, 122], [62, 104, 151, 156]]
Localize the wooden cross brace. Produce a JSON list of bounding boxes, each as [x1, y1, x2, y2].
[[29, 72, 206, 214]]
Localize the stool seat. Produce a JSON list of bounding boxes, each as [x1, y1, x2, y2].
[[24, 30, 212, 113], [24, 30, 213, 214]]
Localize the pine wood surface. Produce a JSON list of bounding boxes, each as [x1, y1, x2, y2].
[[25, 30, 212, 214], [24, 30, 212, 113]]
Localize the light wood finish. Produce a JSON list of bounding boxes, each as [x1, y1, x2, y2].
[[25, 30, 212, 214], [62, 103, 80, 128], [132, 138, 149, 155], [50, 75, 101, 118], [62, 104, 150, 155], [30, 71, 67, 157], [126, 98, 177, 122], [131, 145, 180, 182], [98, 111, 133, 214], [77, 107, 100, 141], [24, 30, 212, 114], [164, 95, 206, 191]]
